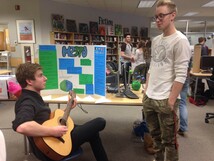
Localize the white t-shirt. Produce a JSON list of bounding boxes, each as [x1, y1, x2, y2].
[[134, 48, 146, 66], [120, 43, 132, 63], [146, 31, 191, 100]]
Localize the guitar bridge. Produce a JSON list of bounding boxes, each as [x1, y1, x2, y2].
[[57, 137, 65, 143]]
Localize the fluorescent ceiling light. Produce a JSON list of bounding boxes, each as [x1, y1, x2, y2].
[[183, 12, 198, 16], [138, 0, 156, 8], [202, 0, 214, 7]]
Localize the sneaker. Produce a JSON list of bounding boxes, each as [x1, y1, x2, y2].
[[177, 129, 185, 136]]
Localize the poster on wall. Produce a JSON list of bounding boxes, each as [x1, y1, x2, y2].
[[66, 19, 77, 32], [89, 21, 98, 34], [131, 26, 138, 36], [140, 27, 148, 37], [39, 45, 106, 96], [16, 20, 35, 43], [52, 14, 65, 31], [123, 28, 129, 35], [115, 24, 122, 36], [79, 23, 89, 33]]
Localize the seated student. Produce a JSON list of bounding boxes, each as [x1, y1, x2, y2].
[[12, 63, 109, 161]]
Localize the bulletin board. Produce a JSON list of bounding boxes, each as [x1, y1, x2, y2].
[[39, 45, 106, 96]]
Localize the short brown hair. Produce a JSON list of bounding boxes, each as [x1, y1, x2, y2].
[[16, 63, 42, 88], [198, 37, 204, 43], [156, 0, 177, 13]]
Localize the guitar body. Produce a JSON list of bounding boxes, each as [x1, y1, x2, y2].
[[34, 109, 74, 161]]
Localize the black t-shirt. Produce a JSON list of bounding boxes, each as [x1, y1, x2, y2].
[[12, 89, 52, 161]]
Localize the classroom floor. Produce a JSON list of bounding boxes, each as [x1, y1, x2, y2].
[[0, 99, 214, 161]]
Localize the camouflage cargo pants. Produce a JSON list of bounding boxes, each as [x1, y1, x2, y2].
[[143, 94, 180, 161]]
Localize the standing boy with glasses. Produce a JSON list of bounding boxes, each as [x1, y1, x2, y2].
[[142, 0, 191, 161]]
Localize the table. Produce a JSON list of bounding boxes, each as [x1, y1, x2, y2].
[[190, 71, 212, 100], [42, 89, 143, 108], [0, 70, 12, 75]]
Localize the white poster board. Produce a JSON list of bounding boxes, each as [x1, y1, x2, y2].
[[39, 45, 106, 96]]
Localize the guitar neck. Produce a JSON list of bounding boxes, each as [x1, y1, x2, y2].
[[60, 97, 73, 126]]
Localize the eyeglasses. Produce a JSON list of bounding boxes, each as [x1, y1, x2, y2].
[[153, 12, 173, 21]]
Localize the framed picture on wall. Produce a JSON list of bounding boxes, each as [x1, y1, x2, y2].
[[131, 26, 138, 36], [89, 21, 98, 34], [140, 27, 148, 37], [16, 20, 36, 43], [79, 23, 89, 33], [66, 19, 77, 32], [123, 28, 129, 35], [21, 44, 34, 63], [52, 14, 65, 31]]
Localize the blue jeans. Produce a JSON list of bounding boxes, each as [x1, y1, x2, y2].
[[179, 78, 189, 132]]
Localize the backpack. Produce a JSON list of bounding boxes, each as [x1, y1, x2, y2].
[[133, 120, 149, 138]]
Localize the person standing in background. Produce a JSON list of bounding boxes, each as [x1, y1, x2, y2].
[[198, 37, 209, 56], [143, 40, 152, 80], [132, 40, 147, 83], [142, 1, 191, 161], [120, 33, 134, 84], [178, 61, 191, 136]]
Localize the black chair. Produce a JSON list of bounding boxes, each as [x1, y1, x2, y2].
[[205, 78, 214, 123]]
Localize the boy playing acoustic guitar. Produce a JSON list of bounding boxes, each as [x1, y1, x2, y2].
[[12, 63, 109, 161]]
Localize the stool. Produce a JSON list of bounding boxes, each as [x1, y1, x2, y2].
[[24, 135, 83, 161]]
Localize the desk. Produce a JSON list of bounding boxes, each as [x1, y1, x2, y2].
[[0, 70, 12, 75], [190, 71, 212, 100], [42, 90, 143, 107], [0, 88, 143, 106]]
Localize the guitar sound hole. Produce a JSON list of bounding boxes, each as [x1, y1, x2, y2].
[[59, 119, 67, 126]]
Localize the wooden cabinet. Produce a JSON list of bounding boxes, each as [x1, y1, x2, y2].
[[0, 32, 6, 51], [50, 31, 74, 44]]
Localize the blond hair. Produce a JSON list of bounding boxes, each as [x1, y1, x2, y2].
[[156, 0, 177, 13]]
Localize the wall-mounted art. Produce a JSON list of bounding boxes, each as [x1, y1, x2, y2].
[[79, 23, 89, 33], [52, 14, 65, 31], [89, 21, 98, 34], [66, 19, 77, 32], [115, 24, 122, 36], [131, 26, 138, 36], [140, 27, 148, 37], [99, 25, 106, 35], [16, 20, 35, 43], [123, 28, 129, 35]]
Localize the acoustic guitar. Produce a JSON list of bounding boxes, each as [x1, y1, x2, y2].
[[33, 91, 76, 161]]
